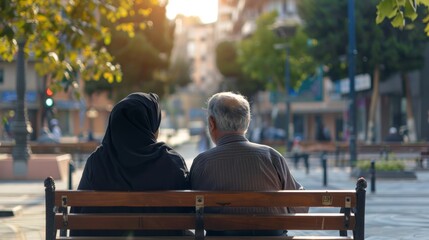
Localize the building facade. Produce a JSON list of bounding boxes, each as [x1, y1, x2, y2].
[[0, 59, 112, 142]]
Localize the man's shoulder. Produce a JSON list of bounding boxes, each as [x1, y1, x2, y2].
[[194, 147, 218, 160], [248, 141, 281, 153]]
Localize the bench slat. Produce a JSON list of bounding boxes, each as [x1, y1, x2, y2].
[[55, 213, 355, 231], [57, 237, 354, 240], [45, 177, 366, 240], [55, 191, 356, 208]]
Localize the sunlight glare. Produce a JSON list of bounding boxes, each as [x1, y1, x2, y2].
[[166, 0, 218, 23]]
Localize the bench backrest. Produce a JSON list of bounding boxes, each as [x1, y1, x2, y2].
[[44, 177, 367, 240], [0, 142, 99, 154]]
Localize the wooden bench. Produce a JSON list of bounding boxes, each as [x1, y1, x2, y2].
[[0, 141, 99, 162], [282, 142, 338, 173], [44, 177, 367, 240], [0, 141, 99, 154], [335, 142, 429, 162]]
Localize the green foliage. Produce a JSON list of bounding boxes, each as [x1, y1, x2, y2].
[[237, 11, 317, 95], [104, 2, 174, 97], [215, 40, 259, 97], [299, 0, 428, 81], [298, 0, 348, 80], [376, 0, 429, 34], [238, 11, 283, 88], [84, 78, 116, 97], [0, 0, 158, 93], [287, 27, 319, 90], [216, 41, 242, 77], [357, 160, 406, 171], [168, 57, 192, 88]]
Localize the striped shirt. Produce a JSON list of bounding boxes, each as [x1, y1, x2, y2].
[[189, 134, 307, 214]]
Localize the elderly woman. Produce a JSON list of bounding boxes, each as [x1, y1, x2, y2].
[[72, 92, 189, 237]]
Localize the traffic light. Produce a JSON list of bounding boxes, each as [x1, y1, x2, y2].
[[44, 88, 54, 108]]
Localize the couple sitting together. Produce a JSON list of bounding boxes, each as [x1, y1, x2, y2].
[[71, 91, 307, 237]]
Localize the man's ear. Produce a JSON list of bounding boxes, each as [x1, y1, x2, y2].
[[208, 116, 216, 131]]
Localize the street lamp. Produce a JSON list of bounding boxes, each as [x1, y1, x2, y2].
[[348, 0, 357, 167], [12, 38, 33, 176], [274, 43, 291, 151]]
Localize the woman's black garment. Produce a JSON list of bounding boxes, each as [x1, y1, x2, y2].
[[71, 93, 189, 237]]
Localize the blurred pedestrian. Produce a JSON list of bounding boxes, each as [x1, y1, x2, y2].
[[71, 92, 190, 237], [2, 111, 14, 139], [291, 137, 309, 172], [2, 116, 11, 138], [37, 126, 59, 143], [50, 118, 62, 142]]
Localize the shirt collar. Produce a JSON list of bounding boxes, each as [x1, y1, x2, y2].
[[217, 134, 248, 146]]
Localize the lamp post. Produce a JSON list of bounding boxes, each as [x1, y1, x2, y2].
[[274, 43, 291, 151], [12, 38, 33, 176], [348, 0, 357, 167]]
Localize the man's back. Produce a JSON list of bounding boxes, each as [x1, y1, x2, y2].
[[191, 92, 307, 236], [190, 134, 304, 214], [191, 135, 282, 188]]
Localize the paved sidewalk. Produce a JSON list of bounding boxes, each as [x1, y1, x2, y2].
[[288, 161, 429, 239], [1, 141, 429, 239]]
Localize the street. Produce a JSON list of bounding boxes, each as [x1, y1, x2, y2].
[[1, 139, 429, 239]]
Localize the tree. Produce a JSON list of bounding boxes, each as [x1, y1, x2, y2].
[[376, 0, 429, 35], [0, 0, 157, 173], [0, 0, 157, 87], [300, 0, 380, 143], [104, 2, 174, 100], [215, 40, 255, 97], [237, 11, 317, 96], [168, 56, 192, 89], [299, 0, 428, 142], [238, 12, 284, 93], [216, 41, 242, 77]]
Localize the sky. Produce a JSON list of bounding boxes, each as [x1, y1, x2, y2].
[[166, 0, 218, 23]]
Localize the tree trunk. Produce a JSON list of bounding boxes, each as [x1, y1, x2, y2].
[[366, 65, 380, 144], [402, 73, 417, 142]]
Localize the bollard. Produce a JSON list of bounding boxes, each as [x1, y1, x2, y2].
[[68, 160, 75, 190], [321, 152, 327, 186], [304, 153, 310, 175], [370, 160, 376, 193]]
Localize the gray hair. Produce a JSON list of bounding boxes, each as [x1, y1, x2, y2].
[[207, 92, 251, 132]]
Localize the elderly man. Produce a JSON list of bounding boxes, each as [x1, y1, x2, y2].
[[189, 92, 307, 237]]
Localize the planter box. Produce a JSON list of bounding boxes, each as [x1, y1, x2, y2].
[[351, 169, 417, 180]]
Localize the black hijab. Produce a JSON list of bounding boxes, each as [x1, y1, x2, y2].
[[72, 93, 189, 236], [77, 92, 188, 191]]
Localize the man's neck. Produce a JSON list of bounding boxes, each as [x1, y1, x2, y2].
[[214, 131, 245, 145]]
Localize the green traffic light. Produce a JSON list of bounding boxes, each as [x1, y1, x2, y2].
[[45, 97, 54, 107]]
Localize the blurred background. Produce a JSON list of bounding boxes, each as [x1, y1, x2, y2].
[[1, 0, 429, 146]]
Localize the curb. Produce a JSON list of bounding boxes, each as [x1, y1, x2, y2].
[[0, 205, 23, 217]]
